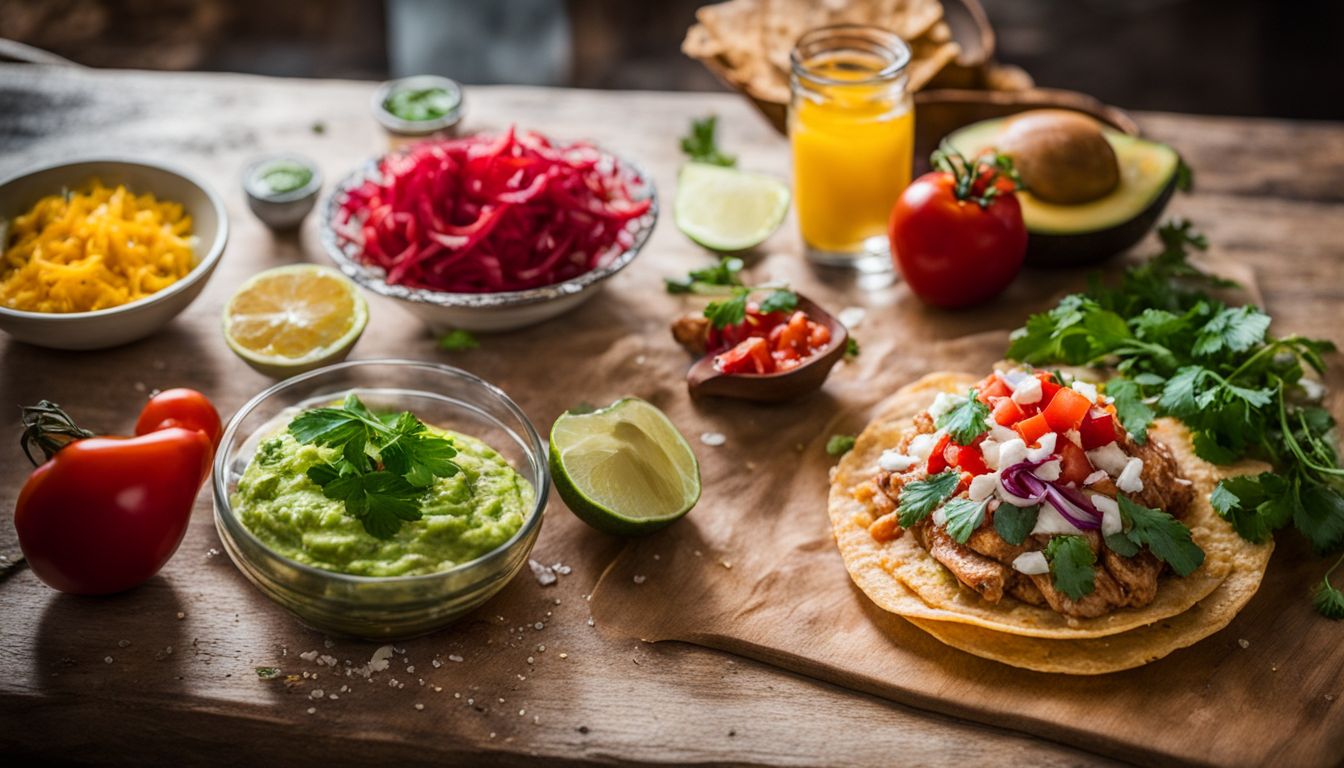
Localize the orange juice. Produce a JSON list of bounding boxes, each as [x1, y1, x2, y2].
[[788, 27, 914, 267]]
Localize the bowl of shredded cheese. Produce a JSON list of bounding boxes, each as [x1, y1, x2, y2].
[[0, 158, 228, 350]]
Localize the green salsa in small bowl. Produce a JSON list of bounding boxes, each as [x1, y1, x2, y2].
[[243, 153, 322, 230], [213, 359, 548, 639], [372, 75, 464, 145]]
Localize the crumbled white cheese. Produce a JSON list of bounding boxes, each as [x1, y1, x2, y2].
[[907, 430, 944, 460], [1032, 460, 1062, 482], [1071, 380, 1099, 403], [1087, 442, 1129, 476], [1003, 369, 1033, 389], [1063, 428, 1083, 448], [878, 450, 919, 472], [989, 423, 1019, 443], [1011, 376, 1042, 405], [928, 392, 966, 422], [1012, 551, 1050, 575], [969, 472, 998, 501], [980, 439, 1001, 469], [1116, 457, 1145, 494], [1083, 470, 1109, 486], [1031, 501, 1084, 535], [932, 507, 948, 526], [1092, 494, 1122, 536], [997, 438, 1028, 470], [1025, 432, 1057, 462]]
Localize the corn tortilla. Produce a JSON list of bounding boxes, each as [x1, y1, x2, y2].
[[828, 372, 1273, 641]]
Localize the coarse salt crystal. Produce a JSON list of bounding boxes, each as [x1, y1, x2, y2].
[[632, 575, 646, 584], [699, 432, 726, 447], [838, 306, 866, 329], [448, 654, 464, 663], [528, 559, 557, 586]]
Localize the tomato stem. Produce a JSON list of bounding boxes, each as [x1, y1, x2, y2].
[[930, 144, 1022, 209], [19, 401, 95, 466]]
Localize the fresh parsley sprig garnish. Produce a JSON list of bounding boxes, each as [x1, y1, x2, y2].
[[288, 393, 465, 539], [1112, 495, 1205, 576], [1006, 219, 1344, 615], [680, 115, 736, 167], [942, 498, 988, 544], [897, 471, 960, 527], [994, 503, 1039, 546], [703, 286, 798, 330], [664, 256, 744, 295]]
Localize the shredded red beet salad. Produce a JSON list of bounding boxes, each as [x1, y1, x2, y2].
[[335, 127, 652, 293]]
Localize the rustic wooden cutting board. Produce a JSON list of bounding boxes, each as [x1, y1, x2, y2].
[[591, 273, 1344, 768]]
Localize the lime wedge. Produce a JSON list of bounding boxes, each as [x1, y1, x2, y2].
[[550, 398, 701, 536], [675, 162, 790, 252]]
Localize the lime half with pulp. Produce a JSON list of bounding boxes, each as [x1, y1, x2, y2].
[[550, 398, 701, 536], [675, 162, 790, 252]]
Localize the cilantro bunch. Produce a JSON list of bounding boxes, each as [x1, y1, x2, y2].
[[1007, 219, 1344, 616], [288, 394, 466, 539], [679, 115, 736, 167]]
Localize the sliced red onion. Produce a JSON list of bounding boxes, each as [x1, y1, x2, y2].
[[999, 460, 1102, 531]]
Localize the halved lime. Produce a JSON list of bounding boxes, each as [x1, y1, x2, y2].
[[675, 162, 790, 252], [223, 264, 368, 378], [550, 398, 701, 536]]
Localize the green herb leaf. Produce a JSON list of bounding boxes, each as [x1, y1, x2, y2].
[[1105, 533, 1141, 557], [758, 289, 798, 315], [438, 329, 479, 351], [379, 412, 461, 488], [993, 503, 1039, 546], [1104, 377, 1155, 444], [1210, 473, 1296, 544], [942, 498, 988, 544], [679, 115, 736, 167], [309, 466, 424, 539], [1314, 555, 1344, 620], [1193, 306, 1271, 358], [845, 337, 861, 358], [936, 390, 990, 446], [897, 471, 960, 528], [665, 256, 745, 294], [826, 434, 856, 457], [255, 666, 281, 679], [1116, 495, 1206, 576], [1045, 535, 1096, 600], [703, 287, 749, 329]]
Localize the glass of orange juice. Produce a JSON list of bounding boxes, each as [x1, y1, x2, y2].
[[789, 25, 914, 272]]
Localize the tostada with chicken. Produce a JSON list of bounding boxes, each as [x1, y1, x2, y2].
[[829, 367, 1273, 658]]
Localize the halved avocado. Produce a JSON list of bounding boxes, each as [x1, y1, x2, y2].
[[946, 116, 1181, 267]]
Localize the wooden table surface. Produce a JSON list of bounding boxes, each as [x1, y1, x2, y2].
[[1, 65, 1341, 768]]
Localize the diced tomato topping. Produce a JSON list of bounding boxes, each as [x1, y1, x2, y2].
[[1037, 371, 1062, 403], [991, 397, 1027, 427], [1042, 387, 1092, 432], [927, 433, 952, 474], [1057, 440, 1094, 485], [976, 377, 1011, 405], [956, 472, 973, 495], [947, 443, 990, 476], [1080, 410, 1121, 450], [1015, 413, 1052, 445], [714, 337, 773, 375]]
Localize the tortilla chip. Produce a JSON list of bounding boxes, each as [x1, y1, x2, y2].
[[828, 372, 1273, 641], [698, 0, 765, 71], [904, 30, 959, 91]]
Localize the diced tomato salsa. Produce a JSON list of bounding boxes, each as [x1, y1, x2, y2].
[[712, 307, 833, 376]]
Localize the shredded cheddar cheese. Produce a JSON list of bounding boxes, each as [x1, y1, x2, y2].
[[0, 180, 196, 313]]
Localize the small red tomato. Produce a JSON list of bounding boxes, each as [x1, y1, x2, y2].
[[889, 152, 1027, 309]]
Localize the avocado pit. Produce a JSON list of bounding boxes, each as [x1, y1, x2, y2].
[[996, 110, 1121, 205]]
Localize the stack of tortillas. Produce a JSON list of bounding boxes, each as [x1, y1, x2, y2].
[[684, 0, 960, 110], [828, 373, 1276, 674]]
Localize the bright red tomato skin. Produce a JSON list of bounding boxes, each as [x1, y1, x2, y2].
[[15, 428, 210, 595], [135, 388, 223, 451], [888, 171, 1027, 309]]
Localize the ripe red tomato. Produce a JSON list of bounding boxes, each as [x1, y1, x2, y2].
[[888, 155, 1027, 309]]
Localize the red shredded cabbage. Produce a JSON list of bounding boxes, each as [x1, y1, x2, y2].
[[335, 127, 652, 293]]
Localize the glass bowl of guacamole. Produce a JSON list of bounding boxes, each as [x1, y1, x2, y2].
[[213, 359, 548, 639]]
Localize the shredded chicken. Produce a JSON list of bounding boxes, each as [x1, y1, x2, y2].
[[915, 520, 1010, 603], [1007, 576, 1048, 606], [1102, 547, 1163, 607], [1124, 436, 1195, 516], [1028, 566, 1128, 619]]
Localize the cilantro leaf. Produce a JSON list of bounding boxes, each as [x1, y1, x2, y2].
[[1045, 535, 1096, 600], [1314, 555, 1344, 620], [438, 329, 479, 351], [1104, 377, 1155, 444], [1296, 482, 1344, 555], [993, 503, 1038, 546], [1193, 306, 1271, 358], [289, 405, 368, 447], [758, 289, 798, 315], [1104, 533, 1141, 557], [679, 115, 736, 167], [825, 434, 856, 457], [665, 256, 744, 294], [936, 390, 990, 446], [379, 412, 461, 487], [308, 467, 423, 539], [897, 471, 960, 528], [942, 498, 987, 544], [1116, 495, 1205, 576], [704, 288, 749, 329], [845, 338, 860, 358]]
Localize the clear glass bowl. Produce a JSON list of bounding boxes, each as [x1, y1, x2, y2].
[[212, 359, 548, 639]]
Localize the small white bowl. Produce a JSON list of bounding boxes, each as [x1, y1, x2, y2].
[[0, 159, 229, 350], [319, 148, 656, 333]]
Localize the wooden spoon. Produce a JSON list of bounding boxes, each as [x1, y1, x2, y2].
[[686, 295, 848, 403]]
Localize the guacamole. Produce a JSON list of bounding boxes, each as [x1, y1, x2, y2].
[[234, 427, 533, 577]]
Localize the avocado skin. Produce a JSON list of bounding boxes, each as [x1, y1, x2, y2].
[[1024, 174, 1176, 268]]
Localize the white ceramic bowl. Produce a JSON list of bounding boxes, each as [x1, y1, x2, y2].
[[319, 147, 656, 333], [0, 158, 228, 350]]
